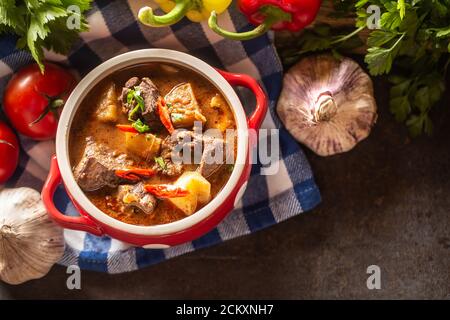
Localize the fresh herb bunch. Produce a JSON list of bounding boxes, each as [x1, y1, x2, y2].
[[282, 0, 450, 136], [0, 0, 92, 72]]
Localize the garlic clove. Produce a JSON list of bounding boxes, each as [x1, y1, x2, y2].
[[0, 187, 64, 285], [277, 54, 377, 156]]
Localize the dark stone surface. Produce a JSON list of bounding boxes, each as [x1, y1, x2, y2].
[[1, 76, 449, 300]]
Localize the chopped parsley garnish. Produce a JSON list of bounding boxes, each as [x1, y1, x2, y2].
[[127, 86, 145, 121], [154, 157, 167, 170], [132, 119, 150, 133], [0, 0, 92, 73]]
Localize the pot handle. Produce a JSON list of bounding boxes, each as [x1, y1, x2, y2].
[[216, 69, 268, 131], [42, 156, 104, 236]]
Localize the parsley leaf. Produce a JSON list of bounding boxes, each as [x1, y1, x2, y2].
[[389, 96, 411, 122], [406, 114, 433, 137], [436, 27, 450, 38], [0, 0, 92, 72], [365, 44, 396, 75], [367, 30, 398, 47]]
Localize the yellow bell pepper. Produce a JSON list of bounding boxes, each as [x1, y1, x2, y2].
[[138, 0, 232, 27]]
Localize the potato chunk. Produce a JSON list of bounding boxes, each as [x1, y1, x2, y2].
[[176, 171, 211, 203], [96, 83, 118, 123], [168, 171, 211, 215], [165, 83, 206, 129], [169, 192, 198, 216], [125, 132, 162, 160], [205, 94, 234, 132]]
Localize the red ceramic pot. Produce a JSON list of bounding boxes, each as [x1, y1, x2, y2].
[[41, 49, 267, 248]]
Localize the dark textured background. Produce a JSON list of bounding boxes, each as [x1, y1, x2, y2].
[[1, 58, 449, 299]]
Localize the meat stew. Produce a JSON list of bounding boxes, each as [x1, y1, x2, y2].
[[69, 63, 236, 226]]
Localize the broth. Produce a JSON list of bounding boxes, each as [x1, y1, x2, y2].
[[69, 63, 236, 226]]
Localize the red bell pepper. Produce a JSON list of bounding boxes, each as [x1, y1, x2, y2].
[[209, 0, 322, 40]]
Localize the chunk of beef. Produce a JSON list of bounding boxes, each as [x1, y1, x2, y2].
[[140, 78, 161, 124], [154, 135, 185, 177], [124, 77, 140, 89], [73, 137, 134, 192], [168, 130, 230, 178], [197, 135, 226, 178], [153, 130, 203, 177], [119, 77, 162, 128], [118, 183, 157, 215], [153, 129, 230, 178], [120, 77, 138, 115]]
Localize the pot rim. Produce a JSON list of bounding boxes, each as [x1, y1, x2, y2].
[[56, 49, 248, 236]]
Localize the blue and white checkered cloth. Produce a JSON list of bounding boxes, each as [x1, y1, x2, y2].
[[0, 0, 321, 273]]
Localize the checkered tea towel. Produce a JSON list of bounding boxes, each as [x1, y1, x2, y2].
[[0, 0, 321, 273]]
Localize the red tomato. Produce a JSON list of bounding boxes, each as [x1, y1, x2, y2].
[[0, 121, 19, 183], [3, 62, 76, 140]]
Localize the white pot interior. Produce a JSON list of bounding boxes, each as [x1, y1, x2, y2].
[[56, 49, 248, 236]]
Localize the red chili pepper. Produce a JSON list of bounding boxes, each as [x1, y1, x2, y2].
[[115, 168, 156, 181], [208, 0, 322, 40], [157, 98, 175, 134], [116, 124, 139, 133], [144, 184, 190, 198]]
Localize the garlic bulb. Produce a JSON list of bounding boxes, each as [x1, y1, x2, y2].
[[277, 54, 377, 156], [0, 187, 64, 284]]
